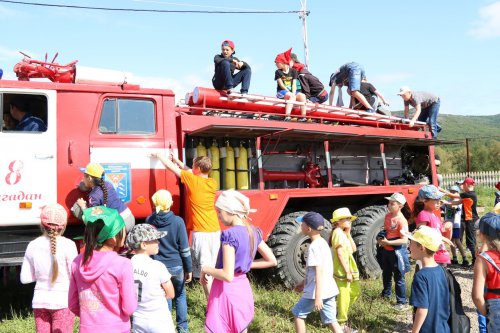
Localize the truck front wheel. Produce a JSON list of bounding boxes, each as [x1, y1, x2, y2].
[[351, 205, 387, 278], [267, 211, 331, 288]]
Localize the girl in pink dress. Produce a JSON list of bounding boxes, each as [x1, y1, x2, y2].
[[202, 190, 277, 333]]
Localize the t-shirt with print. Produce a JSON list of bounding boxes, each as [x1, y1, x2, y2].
[[444, 204, 462, 229], [303, 237, 339, 299], [180, 170, 219, 233], [330, 228, 359, 280], [410, 266, 450, 333], [460, 191, 478, 221], [404, 91, 439, 109], [383, 213, 408, 251], [131, 254, 175, 330], [274, 68, 298, 93]]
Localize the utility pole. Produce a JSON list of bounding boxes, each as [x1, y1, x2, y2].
[[465, 138, 471, 175], [299, 0, 310, 68]]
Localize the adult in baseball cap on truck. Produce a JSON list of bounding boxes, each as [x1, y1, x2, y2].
[[212, 39, 252, 95]]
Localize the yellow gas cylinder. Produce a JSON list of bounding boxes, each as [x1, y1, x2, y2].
[[196, 141, 207, 157], [224, 143, 236, 190], [209, 141, 220, 190], [236, 143, 249, 190]]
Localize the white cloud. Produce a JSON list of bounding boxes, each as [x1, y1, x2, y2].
[[131, 74, 211, 102], [371, 72, 413, 84], [0, 46, 21, 61], [0, 4, 20, 17], [468, 1, 500, 39]]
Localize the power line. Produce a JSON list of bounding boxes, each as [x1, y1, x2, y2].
[[0, 0, 307, 14]]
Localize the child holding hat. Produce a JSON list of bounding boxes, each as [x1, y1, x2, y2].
[[202, 190, 276, 333], [472, 212, 500, 332], [293, 212, 342, 333], [146, 189, 192, 333], [329, 208, 360, 332], [126, 223, 175, 333], [68, 206, 137, 333], [21, 203, 78, 333], [404, 226, 451, 332], [377, 193, 410, 311]]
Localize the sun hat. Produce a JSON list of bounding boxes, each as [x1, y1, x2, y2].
[[40, 203, 68, 230], [418, 184, 444, 200], [152, 189, 173, 213], [215, 190, 256, 218], [82, 206, 125, 244], [275, 48, 292, 65], [221, 40, 235, 50], [80, 162, 104, 179], [385, 193, 407, 205], [448, 185, 461, 193], [126, 224, 167, 249], [296, 212, 324, 231], [479, 212, 500, 238], [397, 86, 411, 96], [462, 178, 475, 185], [402, 225, 442, 252], [330, 207, 356, 223]]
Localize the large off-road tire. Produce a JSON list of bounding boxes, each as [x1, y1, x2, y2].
[[352, 205, 387, 279], [267, 211, 332, 288]]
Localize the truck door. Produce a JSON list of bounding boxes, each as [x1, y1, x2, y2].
[[88, 95, 167, 218], [0, 90, 57, 226]]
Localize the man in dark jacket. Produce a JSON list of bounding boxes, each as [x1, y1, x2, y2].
[[212, 40, 251, 94]]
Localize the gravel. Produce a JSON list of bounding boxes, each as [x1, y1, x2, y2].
[[391, 265, 479, 333]]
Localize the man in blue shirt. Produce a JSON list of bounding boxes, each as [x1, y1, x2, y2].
[[9, 98, 47, 132]]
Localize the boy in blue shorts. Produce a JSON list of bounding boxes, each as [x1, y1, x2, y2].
[[404, 226, 450, 333], [292, 212, 342, 333]]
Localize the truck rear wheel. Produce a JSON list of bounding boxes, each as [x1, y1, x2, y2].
[[267, 211, 331, 288], [351, 205, 387, 278]]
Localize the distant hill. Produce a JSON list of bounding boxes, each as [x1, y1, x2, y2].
[[436, 113, 500, 141]]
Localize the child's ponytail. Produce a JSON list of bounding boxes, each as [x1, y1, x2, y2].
[[93, 176, 108, 206], [46, 228, 59, 284], [83, 220, 105, 266]]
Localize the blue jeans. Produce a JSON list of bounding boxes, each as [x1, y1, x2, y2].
[[346, 63, 365, 92], [212, 59, 251, 93], [167, 266, 189, 333], [380, 248, 407, 304], [418, 98, 441, 138], [487, 298, 500, 333]]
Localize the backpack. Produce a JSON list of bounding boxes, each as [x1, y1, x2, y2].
[[441, 266, 470, 333]]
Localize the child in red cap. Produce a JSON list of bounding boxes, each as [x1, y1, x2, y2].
[[212, 40, 252, 95], [20, 203, 78, 333], [274, 48, 307, 121]]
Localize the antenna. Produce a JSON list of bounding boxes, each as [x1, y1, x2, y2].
[[299, 0, 310, 68]]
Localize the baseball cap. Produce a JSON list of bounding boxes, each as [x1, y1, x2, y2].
[[402, 225, 442, 252], [397, 86, 411, 96], [462, 178, 475, 185], [418, 185, 444, 200], [126, 224, 167, 249], [330, 207, 356, 223], [448, 185, 461, 193], [385, 193, 407, 205], [479, 212, 500, 238], [40, 203, 68, 230], [222, 40, 235, 50], [82, 206, 125, 244], [296, 212, 325, 231], [495, 181, 500, 191], [80, 162, 104, 179]]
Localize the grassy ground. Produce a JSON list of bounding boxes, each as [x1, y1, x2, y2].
[[0, 186, 495, 332]]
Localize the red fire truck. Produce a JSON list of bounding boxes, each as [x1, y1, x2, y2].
[[0, 54, 450, 287]]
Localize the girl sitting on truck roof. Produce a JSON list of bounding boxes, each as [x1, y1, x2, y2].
[[75, 162, 135, 232]]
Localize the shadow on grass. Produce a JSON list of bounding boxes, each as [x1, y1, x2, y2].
[[0, 268, 33, 320]]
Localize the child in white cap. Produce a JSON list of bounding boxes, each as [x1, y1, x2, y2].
[[21, 203, 78, 333], [377, 193, 410, 311]]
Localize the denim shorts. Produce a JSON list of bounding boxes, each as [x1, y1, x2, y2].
[[487, 298, 500, 332], [452, 227, 461, 239], [292, 296, 338, 324], [276, 89, 299, 99], [347, 63, 364, 92]]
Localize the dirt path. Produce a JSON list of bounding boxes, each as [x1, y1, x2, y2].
[[392, 265, 479, 333]]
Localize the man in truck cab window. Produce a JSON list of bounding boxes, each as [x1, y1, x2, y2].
[[9, 98, 47, 132]]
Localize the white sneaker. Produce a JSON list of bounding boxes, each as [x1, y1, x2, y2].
[[393, 303, 409, 312]]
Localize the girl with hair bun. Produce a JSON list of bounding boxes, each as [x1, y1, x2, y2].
[[75, 162, 135, 231], [21, 203, 78, 333], [202, 190, 277, 333]]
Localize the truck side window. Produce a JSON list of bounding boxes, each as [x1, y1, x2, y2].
[[99, 98, 155, 134], [1, 94, 48, 132]]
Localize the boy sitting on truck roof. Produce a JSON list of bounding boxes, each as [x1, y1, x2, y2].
[[212, 40, 252, 95]]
